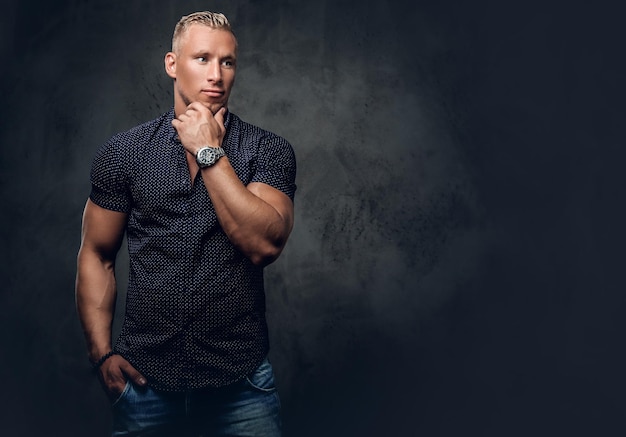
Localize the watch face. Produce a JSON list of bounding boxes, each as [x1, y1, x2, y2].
[[197, 147, 225, 168], [197, 148, 215, 166]]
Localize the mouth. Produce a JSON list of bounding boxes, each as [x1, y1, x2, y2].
[[202, 89, 225, 98]]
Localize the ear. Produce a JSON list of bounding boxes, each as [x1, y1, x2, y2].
[[164, 52, 177, 78]]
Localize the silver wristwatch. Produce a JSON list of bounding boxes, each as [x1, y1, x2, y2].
[[196, 146, 226, 168]]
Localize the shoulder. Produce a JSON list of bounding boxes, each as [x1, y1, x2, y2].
[[107, 110, 173, 149], [94, 110, 174, 162]]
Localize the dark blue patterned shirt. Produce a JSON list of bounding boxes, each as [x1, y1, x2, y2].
[[90, 109, 296, 391]]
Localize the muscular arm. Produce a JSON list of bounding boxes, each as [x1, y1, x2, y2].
[[173, 103, 294, 266], [76, 199, 126, 361], [200, 161, 293, 266], [75, 199, 145, 396]]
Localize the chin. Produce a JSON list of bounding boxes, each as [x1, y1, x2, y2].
[[209, 103, 227, 114]]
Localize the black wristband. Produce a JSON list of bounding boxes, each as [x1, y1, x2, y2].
[[91, 351, 117, 371]]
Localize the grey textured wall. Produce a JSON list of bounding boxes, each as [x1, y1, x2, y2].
[[1, 1, 626, 436]]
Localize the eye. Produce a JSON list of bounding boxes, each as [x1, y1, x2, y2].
[[196, 56, 207, 63], [222, 59, 236, 68]]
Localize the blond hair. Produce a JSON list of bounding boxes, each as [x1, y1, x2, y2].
[[171, 11, 235, 53]]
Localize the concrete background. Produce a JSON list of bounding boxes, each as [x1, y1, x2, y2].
[[1, 0, 625, 436]]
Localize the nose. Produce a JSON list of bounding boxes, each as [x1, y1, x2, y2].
[[207, 60, 222, 82]]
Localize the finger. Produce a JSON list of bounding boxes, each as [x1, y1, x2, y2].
[[214, 107, 226, 127], [120, 360, 147, 386]]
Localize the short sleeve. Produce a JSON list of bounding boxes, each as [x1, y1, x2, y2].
[[89, 135, 132, 213], [250, 134, 297, 201]]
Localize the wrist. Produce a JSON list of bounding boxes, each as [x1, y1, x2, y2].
[[87, 343, 113, 363], [90, 350, 118, 371], [196, 146, 226, 168]]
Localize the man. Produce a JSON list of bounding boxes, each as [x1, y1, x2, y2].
[[75, 11, 296, 436]]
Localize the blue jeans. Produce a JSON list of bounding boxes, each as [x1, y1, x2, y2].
[[111, 358, 281, 437]]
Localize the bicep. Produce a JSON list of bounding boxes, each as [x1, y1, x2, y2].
[[79, 199, 128, 260], [247, 182, 294, 233]]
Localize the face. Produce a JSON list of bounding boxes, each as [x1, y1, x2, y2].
[[165, 24, 237, 115]]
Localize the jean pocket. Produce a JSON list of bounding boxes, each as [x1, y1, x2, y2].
[[245, 359, 277, 393], [111, 381, 131, 407]]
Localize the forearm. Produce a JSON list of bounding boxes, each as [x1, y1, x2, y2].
[[75, 250, 117, 362], [201, 157, 292, 265]]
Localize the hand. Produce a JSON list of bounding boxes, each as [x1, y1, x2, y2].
[[172, 102, 227, 156], [97, 354, 147, 401]]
